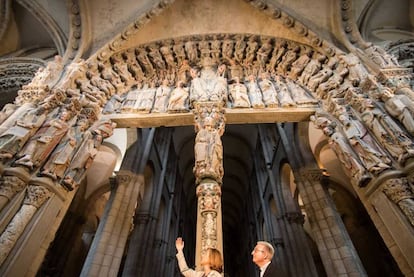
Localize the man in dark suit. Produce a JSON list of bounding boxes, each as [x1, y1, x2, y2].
[[251, 241, 288, 277]]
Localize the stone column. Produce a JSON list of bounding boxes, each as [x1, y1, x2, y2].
[[299, 169, 367, 277], [0, 182, 52, 266], [192, 102, 225, 269], [80, 172, 144, 277]]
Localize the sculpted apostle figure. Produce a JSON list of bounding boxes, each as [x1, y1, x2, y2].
[[259, 72, 279, 108], [152, 79, 172, 113], [312, 115, 371, 187], [380, 88, 414, 136], [39, 118, 90, 181], [274, 76, 296, 107], [228, 77, 251, 108], [62, 120, 115, 190], [194, 116, 224, 183], [360, 97, 414, 164], [14, 108, 73, 170], [190, 58, 228, 104], [167, 81, 189, 113], [246, 75, 265, 108], [337, 107, 391, 175], [0, 105, 48, 161]]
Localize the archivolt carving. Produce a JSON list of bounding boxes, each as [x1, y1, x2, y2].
[[384, 39, 414, 72], [0, 58, 46, 94]]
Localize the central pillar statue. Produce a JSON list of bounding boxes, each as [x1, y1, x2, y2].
[[193, 101, 225, 270]]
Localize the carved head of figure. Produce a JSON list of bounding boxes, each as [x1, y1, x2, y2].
[[204, 116, 215, 129], [201, 56, 216, 69]]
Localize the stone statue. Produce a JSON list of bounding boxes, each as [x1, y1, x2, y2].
[[285, 80, 318, 106], [298, 53, 327, 86], [316, 71, 346, 99], [210, 35, 222, 62], [167, 81, 189, 113], [234, 34, 247, 64], [76, 78, 107, 106], [337, 107, 391, 175], [212, 64, 228, 103], [14, 108, 73, 170], [307, 59, 336, 91], [360, 97, 414, 164], [0, 106, 47, 161], [152, 79, 172, 113], [172, 39, 186, 65], [62, 120, 116, 190], [222, 34, 234, 61], [228, 77, 251, 108], [277, 45, 300, 76], [39, 118, 90, 181], [338, 53, 368, 87], [244, 36, 259, 65], [111, 54, 135, 88], [246, 75, 265, 108], [267, 40, 288, 73], [135, 83, 156, 113], [274, 76, 296, 107], [148, 44, 166, 70], [135, 48, 154, 79], [380, 88, 414, 136], [289, 48, 313, 80], [194, 116, 224, 184], [363, 43, 399, 68], [88, 68, 117, 98], [258, 72, 279, 108], [256, 38, 273, 69], [190, 58, 228, 104], [159, 40, 176, 69], [311, 114, 371, 187], [121, 85, 141, 113], [102, 93, 126, 114], [185, 39, 198, 64]]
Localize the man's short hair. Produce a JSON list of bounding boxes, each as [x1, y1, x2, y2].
[[257, 241, 275, 259]]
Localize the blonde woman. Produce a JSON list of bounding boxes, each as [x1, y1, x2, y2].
[[176, 237, 223, 277]]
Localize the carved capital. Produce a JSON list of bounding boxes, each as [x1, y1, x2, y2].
[[285, 211, 305, 224], [0, 175, 27, 200], [300, 169, 326, 183], [382, 177, 414, 226], [382, 177, 413, 203], [196, 181, 221, 212], [23, 185, 52, 208], [115, 174, 132, 185], [134, 213, 150, 224]]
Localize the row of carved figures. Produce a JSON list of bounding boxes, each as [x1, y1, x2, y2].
[[0, 100, 115, 192], [102, 69, 318, 114], [312, 86, 414, 186]]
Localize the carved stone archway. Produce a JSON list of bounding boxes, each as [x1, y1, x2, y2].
[[0, 0, 414, 275]]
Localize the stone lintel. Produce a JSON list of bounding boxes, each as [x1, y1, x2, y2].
[[104, 107, 316, 128]]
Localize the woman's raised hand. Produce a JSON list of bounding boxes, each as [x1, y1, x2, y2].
[[175, 237, 184, 251]]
